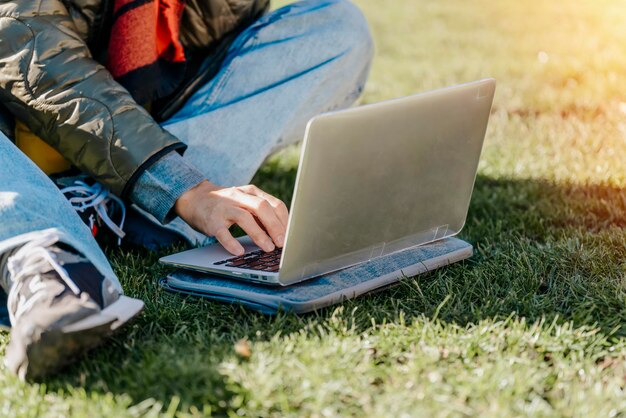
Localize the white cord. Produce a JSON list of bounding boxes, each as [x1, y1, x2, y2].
[[60, 181, 126, 245]]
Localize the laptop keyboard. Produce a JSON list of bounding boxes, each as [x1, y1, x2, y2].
[[213, 248, 282, 272]]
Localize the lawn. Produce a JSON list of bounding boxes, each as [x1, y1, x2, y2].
[[3, 0, 626, 416]]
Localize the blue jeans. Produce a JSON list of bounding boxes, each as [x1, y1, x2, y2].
[[164, 0, 372, 186], [0, 0, 373, 290]]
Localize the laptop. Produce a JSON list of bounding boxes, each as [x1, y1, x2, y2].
[[160, 78, 496, 286]]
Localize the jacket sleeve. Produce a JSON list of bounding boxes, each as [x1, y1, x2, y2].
[[0, 0, 186, 197], [131, 151, 206, 224]]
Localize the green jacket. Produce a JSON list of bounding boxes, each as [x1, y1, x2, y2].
[[0, 0, 269, 196]]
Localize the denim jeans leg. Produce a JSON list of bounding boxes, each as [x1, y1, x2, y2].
[[0, 133, 122, 293], [163, 0, 374, 187]]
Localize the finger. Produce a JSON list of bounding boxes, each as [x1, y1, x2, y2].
[[214, 227, 245, 256], [229, 208, 275, 252], [233, 192, 286, 247], [241, 185, 289, 226], [239, 185, 290, 227]]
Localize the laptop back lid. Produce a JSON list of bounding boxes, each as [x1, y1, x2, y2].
[[277, 79, 496, 285]]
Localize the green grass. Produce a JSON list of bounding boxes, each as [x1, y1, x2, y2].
[[4, 0, 626, 416]]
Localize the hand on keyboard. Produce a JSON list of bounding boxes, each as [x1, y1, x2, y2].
[[174, 181, 289, 256]]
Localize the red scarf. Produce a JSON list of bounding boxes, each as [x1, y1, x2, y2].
[[107, 0, 187, 104]]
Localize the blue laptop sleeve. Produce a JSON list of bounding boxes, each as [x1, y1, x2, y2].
[[159, 237, 473, 314]]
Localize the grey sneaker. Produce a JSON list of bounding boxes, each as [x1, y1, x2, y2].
[[3, 237, 143, 381]]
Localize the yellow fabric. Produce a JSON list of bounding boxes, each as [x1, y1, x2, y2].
[[15, 120, 71, 175]]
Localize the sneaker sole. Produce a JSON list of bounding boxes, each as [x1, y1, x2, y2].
[[15, 295, 144, 381], [62, 295, 144, 333]]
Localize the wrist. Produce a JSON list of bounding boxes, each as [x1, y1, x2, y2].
[[174, 180, 221, 219]]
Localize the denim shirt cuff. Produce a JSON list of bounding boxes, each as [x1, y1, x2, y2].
[[130, 152, 206, 224]]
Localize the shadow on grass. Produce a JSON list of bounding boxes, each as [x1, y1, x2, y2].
[[41, 173, 626, 412], [356, 175, 626, 332]]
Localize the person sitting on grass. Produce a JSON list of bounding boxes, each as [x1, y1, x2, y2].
[[0, 0, 373, 380]]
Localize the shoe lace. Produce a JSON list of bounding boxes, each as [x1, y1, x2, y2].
[[6, 231, 81, 325], [60, 181, 126, 245]]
